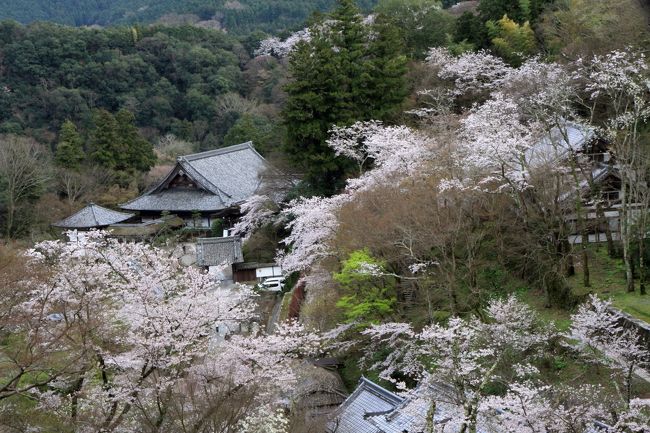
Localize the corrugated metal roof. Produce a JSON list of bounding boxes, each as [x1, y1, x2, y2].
[[196, 236, 244, 267], [52, 203, 134, 229], [121, 142, 269, 212]]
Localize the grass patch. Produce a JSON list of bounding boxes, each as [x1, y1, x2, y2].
[[568, 245, 650, 322]]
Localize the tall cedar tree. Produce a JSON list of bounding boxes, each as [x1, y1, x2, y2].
[[54, 120, 84, 170], [115, 109, 156, 172], [283, 0, 407, 195], [90, 109, 120, 169], [90, 109, 155, 173]]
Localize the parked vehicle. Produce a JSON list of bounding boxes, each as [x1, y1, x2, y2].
[[260, 276, 285, 292]]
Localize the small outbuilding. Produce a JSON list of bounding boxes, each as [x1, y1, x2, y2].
[[196, 236, 244, 283], [52, 203, 134, 230]]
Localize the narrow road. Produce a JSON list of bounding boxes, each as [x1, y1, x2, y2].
[[266, 293, 284, 334]]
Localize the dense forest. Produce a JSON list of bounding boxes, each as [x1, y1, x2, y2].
[[0, 0, 380, 34], [2, 0, 650, 432]]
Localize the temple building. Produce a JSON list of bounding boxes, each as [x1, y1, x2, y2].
[[52, 203, 134, 230], [120, 142, 271, 229]]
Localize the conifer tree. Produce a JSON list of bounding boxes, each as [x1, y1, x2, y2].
[[283, 0, 408, 195], [90, 109, 119, 169], [363, 13, 409, 120], [115, 109, 156, 172], [90, 109, 155, 173], [54, 120, 84, 170]]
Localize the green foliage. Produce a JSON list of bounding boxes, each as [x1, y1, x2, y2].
[[0, 0, 380, 35], [334, 249, 397, 324], [54, 120, 84, 169], [89, 109, 119, 169], [115, 109, 156, 172], [90, 109, 155, 172], [283, 0, 408, 195], [478, 0, 552, 23], [0, 22, 262, 151], [223, 113, 280, 155], [452, 11, 487, 49], [538, 0, 650, 58], [486, 15, 537, 66], [374, 0, 455, 58], [211, 218, 223, 237]]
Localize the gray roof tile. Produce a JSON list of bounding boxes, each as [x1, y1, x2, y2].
[[121, 142, 269, 213], [196, 236, 244, 267], [53, 203, 134, 229], [328, 378, 403, 433]]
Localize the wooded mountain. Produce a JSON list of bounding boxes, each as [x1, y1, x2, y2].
[[0, 0, 379, 34]]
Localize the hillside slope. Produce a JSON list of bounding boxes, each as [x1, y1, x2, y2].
[[0, 0, 379, 34]]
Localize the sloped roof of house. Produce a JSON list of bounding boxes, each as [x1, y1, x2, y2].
[[121, 142, 270, 213], [196, 236, 244, 267], [52, 203, 134, 229]]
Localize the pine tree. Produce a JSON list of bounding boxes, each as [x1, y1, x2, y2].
[[283, 0, 408, 195], [54, 120, 84, 170]]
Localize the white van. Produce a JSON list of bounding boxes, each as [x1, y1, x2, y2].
[[260, 276, 285, 292]]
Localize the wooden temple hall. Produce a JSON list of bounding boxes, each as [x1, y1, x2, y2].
[[120, 141, 271, 230], [52, 141, 273, 235]]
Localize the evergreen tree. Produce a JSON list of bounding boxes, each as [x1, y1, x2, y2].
[[115, 109, 156, 172], [363, 14, 409, 120], [90, 109, 119, 169], [54, 120, 84, 170], [283, 0, 408, 195]]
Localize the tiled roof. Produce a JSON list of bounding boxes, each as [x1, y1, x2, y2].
[[329, 378, 482, 433], [120, 189, 227, 212], [121, 142, 270, 213], [52, 203, 134, 229], [196, 236, 244, 267], [328, 378, 403, 433]]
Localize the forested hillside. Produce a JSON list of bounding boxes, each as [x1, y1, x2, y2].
[[0, 22, 276, 148], [0, 0, 379, 34]]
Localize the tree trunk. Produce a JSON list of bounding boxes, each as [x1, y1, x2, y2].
[[582, 244, 590, 288], [5, 200, 14, 239], [640, 237, 647, 295], [621, 182, 635, 292], [597, 201, 616, 257]]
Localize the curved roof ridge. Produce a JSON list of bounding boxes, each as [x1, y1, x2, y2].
[[180, 141, 258, 162], [89, 202, 99, 226]]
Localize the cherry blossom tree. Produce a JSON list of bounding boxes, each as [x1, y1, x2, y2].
[[480, 382, 605, 433], [278, 122, 432, 274], [362, 296, 555, 433], [574, 50, 650, 293], [567, 295, 649, 406], [1, 232, 323, 432], [255, 28, 311, 58], [278, 194, 351, 274], [232, 194, 279, 239]]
